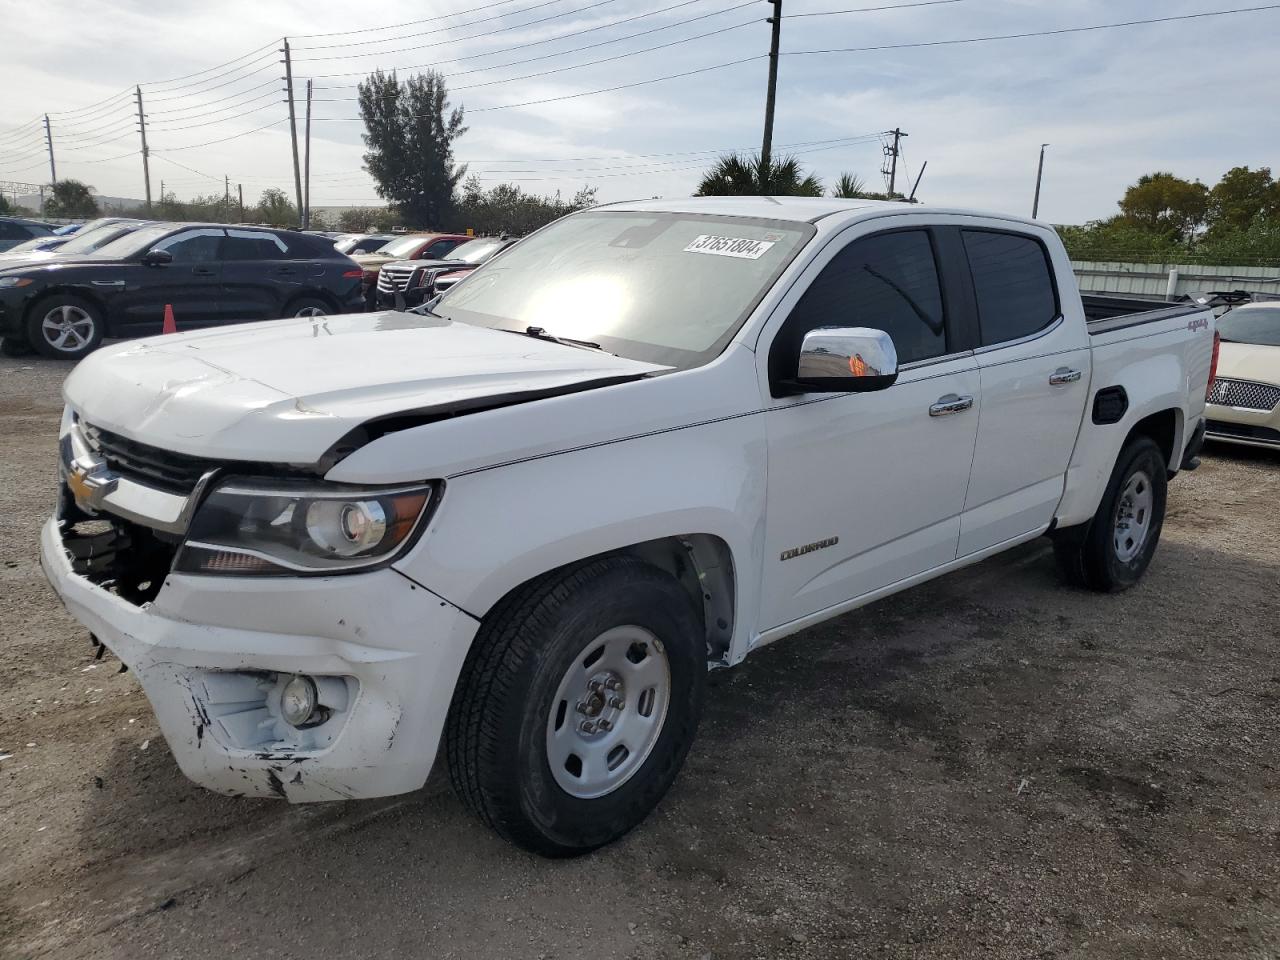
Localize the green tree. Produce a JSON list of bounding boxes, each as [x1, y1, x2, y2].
[[829, 172, 897, 200], [0, 194, 10, 215], [44, 179, 100, 218], [359, 69, 467, 228], [1117, 172, 1208, 243], [253, 188, 297, 226], [695, 153, 824, 197], [453, 177, 596, 235], [1207, 166, 1279, 236], [1056, 217, 1185, 263]]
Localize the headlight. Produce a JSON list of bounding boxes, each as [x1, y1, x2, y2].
[[174, 479, 436, 575], [0, 277, 33, 288]]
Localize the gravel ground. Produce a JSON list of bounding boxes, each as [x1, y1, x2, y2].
[[2, 353, 1278, 960]]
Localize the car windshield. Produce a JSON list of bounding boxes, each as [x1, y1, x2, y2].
[[57, 223, 139, 254], [435, 211, 813, 369], [1217, 306, 1280, 347], [335, 235, 388, 254], [448, 238, 505, 263], [5, 237, 54, 253], [380, 235, 434, 258], [89, 223, 178, 259]]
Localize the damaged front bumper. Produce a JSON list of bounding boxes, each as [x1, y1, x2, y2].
[[40, 514, 479, 802]]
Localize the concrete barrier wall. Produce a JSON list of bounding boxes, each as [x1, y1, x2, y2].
[[1072, 261, 1280, 299]]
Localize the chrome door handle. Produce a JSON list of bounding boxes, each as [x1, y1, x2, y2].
[[929, 394, 974, 417], [1050, 367, 1082, 385]]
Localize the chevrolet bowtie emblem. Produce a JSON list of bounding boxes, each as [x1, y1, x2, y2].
[[66, 456, 118, 511]]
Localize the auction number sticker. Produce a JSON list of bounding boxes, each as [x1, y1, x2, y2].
[[684, 234, 776, 260]]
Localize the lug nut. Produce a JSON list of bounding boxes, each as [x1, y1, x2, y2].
[[609, 697, 625, 709], [575, 701, 589, 715], [597, 718, 613, 732], [604, 677, 621, 691], [580, 720, 597, 734]]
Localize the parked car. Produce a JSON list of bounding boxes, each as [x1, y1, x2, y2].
[[42, 197, 1215, 857], [1203, 300, 1280, 449], [333, 233, 397, 255], [427, 265, 476, 297], [53, 222, 84, 235], [0, 222, 363, 359], [0, 218, 150, 263], [350, 232, 471, 307], [0, 216, 55, 252], [376, 235, 517, 308]]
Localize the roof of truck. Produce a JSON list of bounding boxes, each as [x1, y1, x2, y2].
[[599, 195, 1044, 229]]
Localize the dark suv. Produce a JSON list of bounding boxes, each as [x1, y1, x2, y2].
[[0, 222, 364, 359], [0, 216, 55, 253]]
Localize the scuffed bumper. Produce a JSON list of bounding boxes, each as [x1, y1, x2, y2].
[[40, 515, 479, 802]]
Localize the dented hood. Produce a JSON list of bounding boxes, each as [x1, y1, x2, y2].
[[63, 312, 667, 464]]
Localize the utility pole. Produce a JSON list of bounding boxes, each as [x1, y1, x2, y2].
[[43, 115, 56, 185], [1032, 143, 1049, 219], [282, 38, 305, 229], [884, 128, 907, 197], [303, 78, 313, 229], [135, 87, 153, 211], [908, 161, 928, 203], [224, 174, 231, 219], [759, 0, 782, 182], [238, 183, 244, 222]]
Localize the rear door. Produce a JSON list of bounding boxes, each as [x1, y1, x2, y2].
[[111, 228, 226, 333], [957, 227, 1090, 557], [218, 230, 294, 322]]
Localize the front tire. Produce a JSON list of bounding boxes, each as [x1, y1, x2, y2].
[[1053, 435, 1168, 592], [445, 556, 705, 857], [26, 295, 104, 360]]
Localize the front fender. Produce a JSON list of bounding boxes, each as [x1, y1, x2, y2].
[[392, 413, 768, 658]]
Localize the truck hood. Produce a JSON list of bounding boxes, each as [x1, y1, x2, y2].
[[63, 312, 669, 465]]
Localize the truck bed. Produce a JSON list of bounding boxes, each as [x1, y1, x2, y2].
[[1082, 294, 1205, 334]]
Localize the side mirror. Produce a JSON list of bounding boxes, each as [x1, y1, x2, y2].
[[142, 248, 173, 267], [790, 327, 899, 393]]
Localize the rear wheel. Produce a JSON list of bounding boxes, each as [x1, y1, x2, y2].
[[445, 556, 705, 857], [1053, 435, 1168, 592], [26, 295, 104, 360], [283, 296, 331, 318]]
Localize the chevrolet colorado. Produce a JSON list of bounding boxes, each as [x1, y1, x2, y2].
[[42, 197, 1216, 856]]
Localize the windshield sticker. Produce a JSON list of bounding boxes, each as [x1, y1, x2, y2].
[[684, 235, 776, 260]]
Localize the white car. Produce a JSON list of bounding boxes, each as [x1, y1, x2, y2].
[[42, 197, 1216, 856], [1205, 301, 1280, 449]]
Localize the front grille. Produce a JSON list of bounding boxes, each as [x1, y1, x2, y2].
[[1206, 420, 1280, 444], [377, 265, 416, 293], [81, 421, 216, 494], [1208, 378, 1280, 411]]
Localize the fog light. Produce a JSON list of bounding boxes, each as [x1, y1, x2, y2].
[[280, 674, 319, 728]]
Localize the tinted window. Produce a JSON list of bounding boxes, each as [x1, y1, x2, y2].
[[1217, 306, 1280, 346], [156, 229, 223, 263], [772, 229, 945, 379], [962, 230, 1058, 346], [222, 230, 288, 260], [424, 239, 460, 258]]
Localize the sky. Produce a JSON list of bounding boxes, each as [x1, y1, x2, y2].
[[0, 0, 1276, 225]]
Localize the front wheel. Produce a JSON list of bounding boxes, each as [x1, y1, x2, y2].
[[26, 295, 105, 360], [1053, 435, 1168, 592], [445, 556, 705, 857]]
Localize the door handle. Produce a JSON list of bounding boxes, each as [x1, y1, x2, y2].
[[929, 394, 974, 417], [192, 267, 216, 277], [1050, 367, 1082, 385]]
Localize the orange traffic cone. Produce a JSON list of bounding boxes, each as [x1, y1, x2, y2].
[[162, 303, 177, 334]]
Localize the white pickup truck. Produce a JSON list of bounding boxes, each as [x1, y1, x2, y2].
[[42, 197, 1217, 856]]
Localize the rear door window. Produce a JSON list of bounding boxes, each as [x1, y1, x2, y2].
[[222, 230, 288, 260], [962, 230, 1059, 346]]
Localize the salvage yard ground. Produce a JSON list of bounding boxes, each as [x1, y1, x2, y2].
[[2, 353, 1278, 960]]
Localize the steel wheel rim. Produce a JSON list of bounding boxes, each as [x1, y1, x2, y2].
[[545, 624, 671, 800], [294, 305, 326, 317], [1113, 469, 1154, 563], [40, 304, 95, 352]]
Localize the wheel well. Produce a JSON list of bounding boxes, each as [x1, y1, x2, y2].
[[1125, 408, 1181, 472], [24, 288, 107, 326], [284, 290, 340, 314]]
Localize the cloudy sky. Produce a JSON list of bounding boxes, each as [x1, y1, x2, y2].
[[1, 0, 1276, 224]]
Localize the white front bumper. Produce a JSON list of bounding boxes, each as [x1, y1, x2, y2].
[[40, 516, 478, 802]]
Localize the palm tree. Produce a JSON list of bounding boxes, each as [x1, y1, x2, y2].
[[831, 173, 870, 199], [695, 152, 824, 198]]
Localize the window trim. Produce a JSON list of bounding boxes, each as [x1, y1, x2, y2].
[[959, 227, 1062, 349], [767, 224, 953, 391]]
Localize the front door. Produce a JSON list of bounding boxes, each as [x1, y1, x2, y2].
[[758, 227, 980, 632], [112, 227, 225, 333], [956, 228, 1091, 557]]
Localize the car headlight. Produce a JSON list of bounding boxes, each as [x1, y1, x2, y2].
[[174, 479, 436, 575], [0, 277, 33, 288]]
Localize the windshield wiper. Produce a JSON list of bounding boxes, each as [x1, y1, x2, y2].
[[498, 326, 607, 353]]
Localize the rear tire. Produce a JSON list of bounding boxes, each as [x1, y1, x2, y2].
[[26, 295, 104, 361], [1053, 435, 1167, 592], [445, 556, 705, 857], [283, 296, 331, 318]]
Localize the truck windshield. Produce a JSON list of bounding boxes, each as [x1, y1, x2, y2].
[[434, 211, 813, 369], [1217, 306, 1280, 346]]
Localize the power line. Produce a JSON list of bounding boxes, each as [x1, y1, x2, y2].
[[149, 97, 282, 131], [294, 0, 540, 39], [149, 119, 289, 152], [295, 0, 589, 50], [143, 60, 283, 104], [788, 0, 964, 17], [786, 3, 1280, 56], [146, 78, 281, 115]]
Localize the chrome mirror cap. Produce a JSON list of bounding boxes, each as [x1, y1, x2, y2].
[[792, 326, 899, 393]]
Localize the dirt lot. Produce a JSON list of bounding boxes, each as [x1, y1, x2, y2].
[[2, 353, 1278, 960]]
